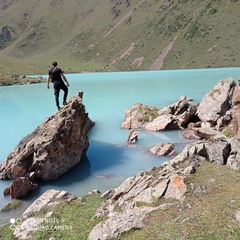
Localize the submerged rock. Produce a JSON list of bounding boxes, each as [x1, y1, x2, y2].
[[0, 92, 94, 182], [149, 143, 175, 156]]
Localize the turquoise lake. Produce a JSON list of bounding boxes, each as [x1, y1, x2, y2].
[[0, 68, 240, 225]]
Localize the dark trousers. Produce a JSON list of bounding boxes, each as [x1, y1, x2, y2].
[[53, 82, 68, 108]]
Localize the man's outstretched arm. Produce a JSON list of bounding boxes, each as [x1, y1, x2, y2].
[[47, 75, 51, 89], [61, 73, 70, 87]]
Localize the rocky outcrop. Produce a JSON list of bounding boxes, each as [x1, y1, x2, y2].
[[123, 78, 240, 140], [88, 134, 239, 239], [0, 92, 94, 184], [13, 189, 77, 240], [121, 78, 239, 143], [121, 96, 197, 131]]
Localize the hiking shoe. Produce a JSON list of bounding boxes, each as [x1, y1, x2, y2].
[[63, 102, 67, 105], [58, 107, 61, 111]]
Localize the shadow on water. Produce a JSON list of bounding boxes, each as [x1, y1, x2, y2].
[[37, 154, 91, 190], [23, 140, 127, 200], [87, 140, 127, 174]]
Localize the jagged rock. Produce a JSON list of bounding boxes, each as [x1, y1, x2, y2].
[[227, 137, 240, 170], [145, 96, 197, 131], [88, 202, 159, 240], [151, 178, 170, 199], [192, 127, 225, 140], [197, 78, 236, 127], [149, 143, 175, 156], [0, 92, 94, 181], [232, 86, 240, 136], [89, 141, 207, 239], [8, 177, 38, 199], [164, 175, 187, 200], [203, 138, 231, 165], [182, 122, 201, 139], [121, 96, 197, 131], [145, 113, 178, 131], [127, 129, 139, 143]]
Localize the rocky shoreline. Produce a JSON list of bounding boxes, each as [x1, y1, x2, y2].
[[0, 74, 45, 86], [1, 77, 240, 239]]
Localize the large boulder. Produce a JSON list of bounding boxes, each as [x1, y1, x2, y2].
[[231, 86, 240, 136], [197, 78, 236, 127], [7, 177, 38, 199], [0, 92, 94, 181]]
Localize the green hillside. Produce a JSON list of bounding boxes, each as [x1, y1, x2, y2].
[[0, 0, 239, 74]]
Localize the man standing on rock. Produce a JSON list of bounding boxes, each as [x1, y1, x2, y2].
[[47, 61, 70, 111]]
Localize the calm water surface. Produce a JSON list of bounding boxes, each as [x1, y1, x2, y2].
[[0, 68, 239, 225]]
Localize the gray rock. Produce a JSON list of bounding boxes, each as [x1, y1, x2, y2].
[[149, 143, 175, 156], [127, 129, 139, 143], [227, 137, 240, 170], [164, 175, 187, 200], [197, 78, 236, 126], [122, 96, 197, 132]]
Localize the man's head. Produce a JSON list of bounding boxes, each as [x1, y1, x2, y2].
[[52, 61, 58, 67]]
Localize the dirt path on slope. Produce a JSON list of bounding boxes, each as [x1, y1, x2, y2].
[[150, 36, 178, 70]]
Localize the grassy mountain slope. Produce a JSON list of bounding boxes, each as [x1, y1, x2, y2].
[[0, 0, 239, 74]]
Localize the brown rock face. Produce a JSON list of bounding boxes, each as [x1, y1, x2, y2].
[[0, 92, 94, 181], [9, 177, 38, 199]]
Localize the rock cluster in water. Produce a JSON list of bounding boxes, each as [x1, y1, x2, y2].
[[87, 77, 240, 239], [0, 92, 94, 198]]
